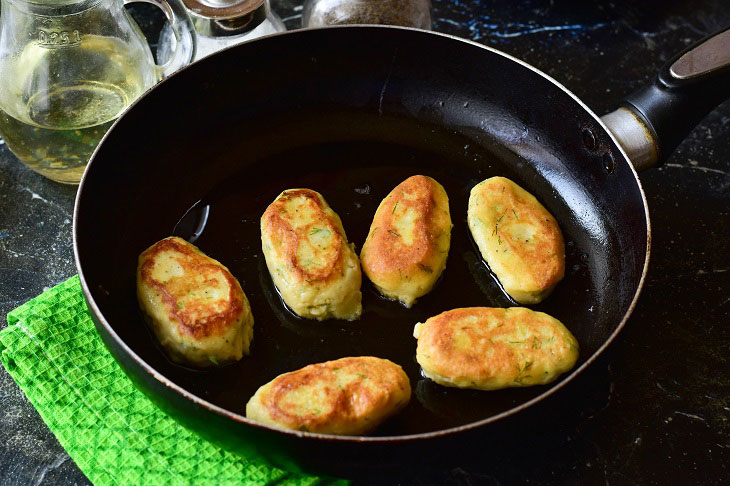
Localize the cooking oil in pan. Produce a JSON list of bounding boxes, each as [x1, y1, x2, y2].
[[0, 35, 156, 183], [151, 134, 598, 433]]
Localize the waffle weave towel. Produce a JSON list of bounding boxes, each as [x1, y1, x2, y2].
[[0, 275, 345, 486]]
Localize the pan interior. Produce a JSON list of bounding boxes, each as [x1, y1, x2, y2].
[[75, 27, 647, 437]]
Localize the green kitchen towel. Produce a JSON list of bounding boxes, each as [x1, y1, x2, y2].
[[0, 275, 346, 486]]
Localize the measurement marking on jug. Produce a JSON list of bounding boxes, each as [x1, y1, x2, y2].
[[37, 30, 82, 49]]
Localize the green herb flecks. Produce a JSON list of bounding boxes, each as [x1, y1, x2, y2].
[[514, 361, 534, 384], [392, 201, 399, 214], [208, 356, 219, 365], [310, 227, 329, 236], [497, 209, 508, 223], [388, 229, 400, 237], [512, 209, 519, 220], [494, 209, 508, 245], [418, 263, 433, 273]]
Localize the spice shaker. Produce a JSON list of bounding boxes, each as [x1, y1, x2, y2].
[[158, 0, 285, 63], [303, 0, 431, 30]]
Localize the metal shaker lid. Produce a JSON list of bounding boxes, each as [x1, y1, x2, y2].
[[182, 0, 267, 37]]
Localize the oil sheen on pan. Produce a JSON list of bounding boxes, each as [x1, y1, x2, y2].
[[138, 119, 602, 436]]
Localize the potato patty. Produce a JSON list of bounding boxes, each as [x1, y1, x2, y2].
[[360, 175, 452, 307], [414, 307, 578, 390], [261, 189, 362, 320], [467, 176, 565, 304], [136, 236, 253, 367], [246, 356, 411, 435]]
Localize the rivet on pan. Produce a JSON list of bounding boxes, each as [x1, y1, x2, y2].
[[603, 151, 616, 174], [581, 128, 596, 151]]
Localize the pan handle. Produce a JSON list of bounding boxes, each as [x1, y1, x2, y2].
[[601, 26, 730, 172]]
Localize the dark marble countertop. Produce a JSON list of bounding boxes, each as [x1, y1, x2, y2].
[[1, 1, 729, 484]]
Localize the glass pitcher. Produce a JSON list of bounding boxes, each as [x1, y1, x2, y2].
[[0, 0, 195, 184]]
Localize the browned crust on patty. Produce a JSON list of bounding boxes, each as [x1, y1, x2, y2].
[[261, 189, 345, 284], [361, 175, 446, 278], [416, 307, 577, 386], [262, 357, 410, 433], [420, 308, 514, 381], [494, 181, 564, 290], [138, 237, 244, 340], [472, 178, 565, 293]]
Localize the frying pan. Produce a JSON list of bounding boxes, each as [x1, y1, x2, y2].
[[73, 26, 730, 476]]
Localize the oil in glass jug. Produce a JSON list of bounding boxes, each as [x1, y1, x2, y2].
[[0, 0, 195, 183]]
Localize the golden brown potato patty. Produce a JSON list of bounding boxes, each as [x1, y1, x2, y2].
[[414, 307, 579, 390], [261, 188, 362, 320], [360, 175, 452, 307], [468, 176, 565, 304], [137, 236, 253, 367], [246, 356, 411, 435]]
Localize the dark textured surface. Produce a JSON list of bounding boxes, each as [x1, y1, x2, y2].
[[1, 0, 729, 484]]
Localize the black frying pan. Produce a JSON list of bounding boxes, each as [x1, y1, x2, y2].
[[73, 26, 730, 476]]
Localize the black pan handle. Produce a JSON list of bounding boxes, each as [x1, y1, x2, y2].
[[602, 26, 730, 171]]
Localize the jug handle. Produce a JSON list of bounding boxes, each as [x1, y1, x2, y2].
[[124, 0, 196, 77]]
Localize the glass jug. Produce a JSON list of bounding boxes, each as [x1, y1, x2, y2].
[[0, 0, 195, 184]]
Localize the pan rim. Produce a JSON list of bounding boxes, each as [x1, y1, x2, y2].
[[73, 24, 652, 443]]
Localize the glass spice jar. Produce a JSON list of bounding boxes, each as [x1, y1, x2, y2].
[[158, 0, 285, 64], [302, 0, 431, 30]]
